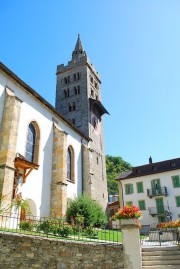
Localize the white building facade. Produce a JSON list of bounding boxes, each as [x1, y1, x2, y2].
[[0, 62, 90, 218], [118, 157, 180, 225]]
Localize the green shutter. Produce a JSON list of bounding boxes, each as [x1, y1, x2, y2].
[[125, 184, 134, 195], [156, 198, 164, 214], [175, 196, 180, 207], [126, 201, 132, 206], [136, 182, 144, 193], [172, 176, 180, 188], [130, 184, 134, 194], [138, 200, 146, 210]]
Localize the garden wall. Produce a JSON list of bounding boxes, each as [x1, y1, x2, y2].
[[0, 232, 124, 269]]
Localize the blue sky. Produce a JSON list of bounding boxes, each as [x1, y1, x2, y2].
[[1, 1, 180, 166]]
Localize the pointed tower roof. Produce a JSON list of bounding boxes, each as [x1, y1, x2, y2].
[[72, 34, 86, 61]]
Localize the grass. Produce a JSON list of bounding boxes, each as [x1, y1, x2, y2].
[[0, 227, 122, 243]]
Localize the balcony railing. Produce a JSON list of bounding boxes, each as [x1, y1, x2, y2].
[[148, 206, 170, 216], [147, 186, 168, 198]]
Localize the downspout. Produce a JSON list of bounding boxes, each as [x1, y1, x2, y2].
[[118, 180, 124, 208]]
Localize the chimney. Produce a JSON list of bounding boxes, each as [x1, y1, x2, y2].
[[149, 156, 152, 164]]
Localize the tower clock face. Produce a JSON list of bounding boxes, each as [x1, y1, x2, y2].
[[91, 113, 100, 135]]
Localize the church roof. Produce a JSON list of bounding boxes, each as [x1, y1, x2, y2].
[[0, 62, 91, 142], [72, 34, 86, 61]]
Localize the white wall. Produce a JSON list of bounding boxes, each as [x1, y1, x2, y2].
[[0, 73, 6, 125], [0, 71, 85, 218], [121, 169, 180, 225]]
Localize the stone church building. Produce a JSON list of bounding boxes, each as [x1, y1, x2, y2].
[[0, 35, 109, 218]]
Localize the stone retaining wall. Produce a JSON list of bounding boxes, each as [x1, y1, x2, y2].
[[0, 232, 124, 269]]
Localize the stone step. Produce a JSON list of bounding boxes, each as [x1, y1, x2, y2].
[[142, 246, 180, 268], [142, 250, 180, 257], [143, 265, 180, 269], [142, 254, 180, 261], [142, 246, 180, 252], [142, 259, 180, 266]]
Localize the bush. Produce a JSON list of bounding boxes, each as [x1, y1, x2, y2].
[[19, 219, 34, 231], [36, 218, 72, 237], [66, 195, 108, 227]]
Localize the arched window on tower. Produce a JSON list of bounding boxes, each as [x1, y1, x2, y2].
[[25, 122, 40, 164], [67, 146, 75, 182]]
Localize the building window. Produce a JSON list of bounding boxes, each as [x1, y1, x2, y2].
[[68, 102, 75, 112], [136, 182, 144, 193], [175, 196, 180, 207], [67, 146, 75, 182], [68, 76, 70, 83], [74, 86, 80, 95], [126, 201, 132, 206], [138, 200, 146, 210], [77, 72, 81, 80], [64, 77, 67, 84], [73, 73, 76, 81], [172, 175, 180, 188], [158, 216, 166, 223], [25, 122, 40, 163], [64, 90, 67, 98], [90, 75, 93, 83], [91, 89, 94, 98], [125, 184, 134, 195]]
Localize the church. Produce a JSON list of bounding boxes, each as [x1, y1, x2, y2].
[[0, 35, 109, 218]]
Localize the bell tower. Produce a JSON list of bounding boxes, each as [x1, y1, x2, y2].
[[55, 34, 109, 210]]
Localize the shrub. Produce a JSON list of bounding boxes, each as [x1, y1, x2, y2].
[[66, 195, 108, 227], [19, 219, 34, 231]]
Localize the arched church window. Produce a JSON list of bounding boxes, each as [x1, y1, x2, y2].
[[25, 122, 40, 164], [67, 146, 75, 182]]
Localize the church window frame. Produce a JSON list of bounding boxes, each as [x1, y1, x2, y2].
[[67, 146, 75, 183], [25, 121, 40, 164]]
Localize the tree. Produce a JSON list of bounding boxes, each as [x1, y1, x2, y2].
[[106, 155, 132, 195], [66, 195, 107, 227]]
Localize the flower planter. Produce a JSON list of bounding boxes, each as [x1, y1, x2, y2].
[[120, 218, 140, 229]]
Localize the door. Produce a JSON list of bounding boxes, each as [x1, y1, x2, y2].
[[156, 197, 164, 214], [151, 179, 161, 195]]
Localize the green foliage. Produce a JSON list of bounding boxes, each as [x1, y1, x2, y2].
[[66, 195, 108, 227], [36, 218, 72, 237], [19, 219, 34, 231], [106, 155, 132, 195]]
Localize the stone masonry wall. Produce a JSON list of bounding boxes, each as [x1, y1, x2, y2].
[[0, 232, 124, 269]]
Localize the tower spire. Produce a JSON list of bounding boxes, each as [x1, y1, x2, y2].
[[72, 33, 86, 61]]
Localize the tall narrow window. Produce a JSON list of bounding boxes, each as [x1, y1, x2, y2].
[[67, 148, 71, 180], [26, 124, 35, 162], [67, 146, 75, 183], [25, 122, 40, 164]]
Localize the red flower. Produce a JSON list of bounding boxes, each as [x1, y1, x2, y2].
[[113, 205, 142, 220]]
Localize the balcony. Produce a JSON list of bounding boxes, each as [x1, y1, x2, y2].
[[148, 206, 170, 217], [147, 187, 168, 198]]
